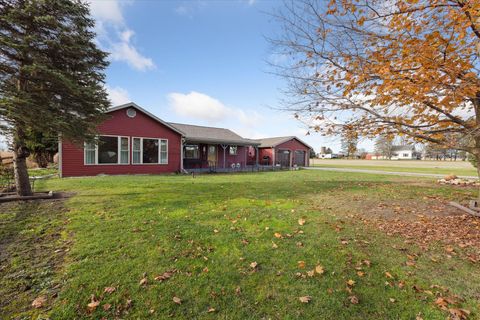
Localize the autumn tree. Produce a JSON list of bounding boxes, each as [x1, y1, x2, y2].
[[374, 136, 394, 159], [341, 130, 358, 158], [0, 0, 110, 195], [271, 0, 480, 173]]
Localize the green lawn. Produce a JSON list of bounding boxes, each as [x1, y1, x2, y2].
[[1, 171, 479, 319]]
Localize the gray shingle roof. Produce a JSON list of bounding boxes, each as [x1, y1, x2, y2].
[[391, 145, 415, 152], [256, 136, 313, 149], [168, 122, 260, 145]]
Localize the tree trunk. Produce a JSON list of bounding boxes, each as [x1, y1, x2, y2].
[[13, 141, 33, 197]]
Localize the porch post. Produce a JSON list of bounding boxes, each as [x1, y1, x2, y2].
[[244, 146, 247, 168], [272, 148, 275, 167], [180, 137, 184, 171], [255, 146, 259, 166], [221, 144, 228, 169]]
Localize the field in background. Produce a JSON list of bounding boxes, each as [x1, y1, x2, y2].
[[311, 159, 477, 176]]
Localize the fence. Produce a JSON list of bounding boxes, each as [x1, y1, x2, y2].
[[0, 156, 14, 192]]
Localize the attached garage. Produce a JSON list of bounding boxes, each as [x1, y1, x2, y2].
[[256, 136, 312, 168]]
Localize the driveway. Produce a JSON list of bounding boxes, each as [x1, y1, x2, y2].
[[304, 166, 478, 180]]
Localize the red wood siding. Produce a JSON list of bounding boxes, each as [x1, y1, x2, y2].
[[61, 108, 182, 177], [259, 148, 274, 165]]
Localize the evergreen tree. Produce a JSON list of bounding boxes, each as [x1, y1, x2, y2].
[[0, 0, 110, 195]]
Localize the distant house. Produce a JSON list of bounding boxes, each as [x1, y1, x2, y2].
[[58, 103, 312, 177], [391, 145, 418, 160], [255, 136, 312, 167]]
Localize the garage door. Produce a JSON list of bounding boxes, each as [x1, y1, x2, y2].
[[276, 150, 291, 167], [294, 150, 306, 166]]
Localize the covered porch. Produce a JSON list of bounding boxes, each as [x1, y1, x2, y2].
[[182, 141, 260, 172]]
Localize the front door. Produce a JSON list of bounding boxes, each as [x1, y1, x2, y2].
[[208, 145, 217, 165]]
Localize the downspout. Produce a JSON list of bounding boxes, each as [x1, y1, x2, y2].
[[180, 137, 185, 172], [58, 133, 62, 178]]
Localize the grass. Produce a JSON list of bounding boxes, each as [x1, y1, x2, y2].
[[311, 160, 477, 176], [1, 170, 479, 319]]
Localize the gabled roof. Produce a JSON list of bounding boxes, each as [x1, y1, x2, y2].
[[256, 136, 313, 149], [168, 122, 260, 146], [391, 145, 415, 152], [107, 102, 185, 136]]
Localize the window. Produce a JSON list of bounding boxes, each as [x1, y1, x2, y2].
[[229, 145, 238, 155], [143, 138, 159, 164], [133, 138, 141, 164], [84, 136, 129, 165], [132, 137, 168, 164], [160, 140, 168, 164], [120, 137, 129, 164], [85, 141, 96, 164], [403, 153, 409, 157], [98, 136, 118, 164], [184, 145, 199, 159]]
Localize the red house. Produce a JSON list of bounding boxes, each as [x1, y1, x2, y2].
[[58, 103, 312, 177]]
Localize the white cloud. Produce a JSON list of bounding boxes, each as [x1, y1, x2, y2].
[[87, 0, 155, 71], [167, 91, 262, 126], [106, 85, 131, 106]]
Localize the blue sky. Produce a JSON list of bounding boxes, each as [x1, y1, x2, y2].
[[0, 0, 374, 152]]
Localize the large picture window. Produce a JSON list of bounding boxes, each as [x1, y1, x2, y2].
[[84, 136, 129, 165], [132, 137, 168, 164], [98, 136, 118, 164], [184, 145, 199, 159]]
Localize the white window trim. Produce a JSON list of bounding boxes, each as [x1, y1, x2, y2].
[[131, 136, 169, 165], [84, 135, 130, 165]]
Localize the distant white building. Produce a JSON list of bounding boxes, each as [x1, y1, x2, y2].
[[369, 145, 419, 160], [391, 145, 418, 160]]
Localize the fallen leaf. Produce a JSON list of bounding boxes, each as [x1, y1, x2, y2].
[[385, 272, 394, 279], [298, 261, 306, 269], [250, 261, 258, 269], [173, 296, 182, 305], [298, 218, 306, 226], [213, 229, 219, 233], [389, 298, 396, 303], [154, 271, 173, 281], [139, 277, 148, 286], [103, 303, 111, 311], [448, 308, 470, 319], [356, 271, 365, 277], [315, 265, 324, 274], [274, 232, 282, 238], [104, 286, 116, 294], [346, 279, 355, 287], [207, 307, 216, 313], [349, 295, 359, 304], [272, 242, 278, 249], [299, 296, 311, 303], [307, 270, 315, 277], [32, 296, 47, 309], [87, 295, 100, 311]]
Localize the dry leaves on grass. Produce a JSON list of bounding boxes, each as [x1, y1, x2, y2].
[[298, 218, 306, 226], [369, 213, 480, 257], [31, 296, 47, 309], [154, 271, 174, 282], [104, 286, 116, 294], [299, 296, 312, 303], [173, 296, 182, 305], [87, 295, 100, 311]]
